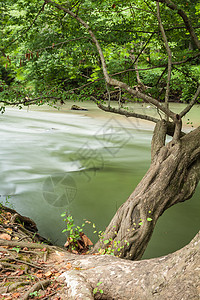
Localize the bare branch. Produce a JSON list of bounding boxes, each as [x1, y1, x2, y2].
[[156, 1, 172, 121], [172, 114, 182, 142], [131, 54, 144, 88], [44, 0, 110, 82], [107, 77, 176, 120], [151, 120, 167, 160], [44, 0, 177, 121], [65, 52, 199, 94], [128, 33, 155, 69], [112, 25, 200, 34], [155, 0, 200, 50], [105, 81, 111, 108], [35, 36, 90, 52], [0, 96, 61, 106], [91, 96, 159, 123], [180, 85, 200, 118]]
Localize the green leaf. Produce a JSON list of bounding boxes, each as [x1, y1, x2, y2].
[[147, 218, 152, 222], [104, 240, 109, 244]]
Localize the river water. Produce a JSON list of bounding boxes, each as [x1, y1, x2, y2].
[[0, 101, 199, 259]]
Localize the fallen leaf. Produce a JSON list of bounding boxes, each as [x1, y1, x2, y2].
[[44, 270, 52, 277], [5, 272, 11, 276], [0, 233, 11, 240], [81, 234, 93, 246], [16, 270, 24, 276], [22, 247, 28, 251], [12, 292, 21, 298], [41, 247, 47, 252], [6, 228, 12, 235], [65, 263, 72, 270], [35, 270, 44, 278]]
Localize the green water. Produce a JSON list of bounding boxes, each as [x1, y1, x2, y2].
[[0, 102, 199, 258]]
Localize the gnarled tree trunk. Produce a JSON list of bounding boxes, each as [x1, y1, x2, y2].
[[58, 231, 200, 300], [34, 0, 200, 262], [92, 123, 200, 259]]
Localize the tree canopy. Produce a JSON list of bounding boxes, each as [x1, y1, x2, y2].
[[1, 0, 200, 114]]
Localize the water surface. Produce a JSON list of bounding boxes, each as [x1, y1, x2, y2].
[[0, 102, 199, 258]]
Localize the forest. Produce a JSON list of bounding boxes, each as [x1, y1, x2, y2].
[[0, 0, 200, 299], [1, 0, 200, 109]]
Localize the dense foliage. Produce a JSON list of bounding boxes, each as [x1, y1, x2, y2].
[[0, 0, 200, 109]]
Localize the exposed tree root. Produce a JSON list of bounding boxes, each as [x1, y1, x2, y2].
[[22, 279, 51, 300], [56, 231, 200, 299], [0, 206, 64, 299], [0, 205, 199, 299]]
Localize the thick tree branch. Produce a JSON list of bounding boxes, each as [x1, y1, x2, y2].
[[44, 0, 110, 82], [44, 0, 177, 122], [180, 85, 200, 118], [60, 231, 200, 299], [92, 126, 200, 259], [151, 120, 167, 160], [131, 54, 145, 90], [172, 115, 182, 142], [91, 96, 185, 139], [66, 52, 199, 94], [91, 96, 159, 123], [156, 1, 172, 120], [155, 0, 200, 50]]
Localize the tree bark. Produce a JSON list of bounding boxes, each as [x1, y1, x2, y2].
[[43, 0, 200, 262], [92, 125, 200, 259], [58, 231, 200, 300], [155, 0, 200, 50]]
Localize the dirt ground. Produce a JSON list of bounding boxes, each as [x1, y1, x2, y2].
[[0, 205, 78, 300]]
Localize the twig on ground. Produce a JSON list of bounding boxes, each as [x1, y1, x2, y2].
[[22, 279, 51, 300]]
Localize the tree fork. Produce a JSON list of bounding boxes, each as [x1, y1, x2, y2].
[[92, 126, 200, 259]]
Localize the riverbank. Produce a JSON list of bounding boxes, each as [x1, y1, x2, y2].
[[3, 100, 197, 132], [24, 100, 200, 130], [1, 205, 199, 300], [0, 205, 70, 299]]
